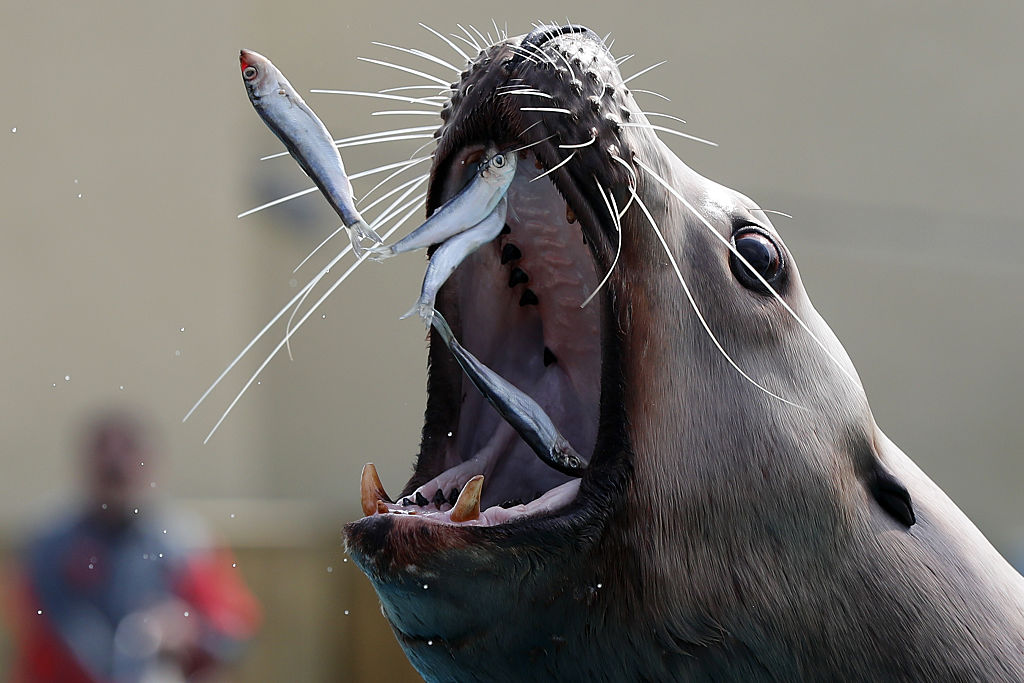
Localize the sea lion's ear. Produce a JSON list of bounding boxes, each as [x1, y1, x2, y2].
[[870, 466, 915, 527]]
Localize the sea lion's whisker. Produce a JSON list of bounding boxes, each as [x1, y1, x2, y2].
[[580, 180, 623, 309], [293, 224, 348, 274], [357, 56, 450, 87], [631, 89, 671, 102], [618, 122, 717, 147], [371, 41, 462, 75], [371, 110, 442, 117], [467, 24, 491, 48], [309, 89, 443, 107], [752, 208, 794, 219], [203, 209, 418, 444], [379, 85, 453, 94], [506, 45, 543, 66], [498, 90, 554, 99], [359, 156, 432, 203], [529, 150, 576, 182], [635, 158, 863, 390], [637, 111, 687, 125], [237, 187, 317, 219], [615, 53, 635, 66], [260, 126, 438, 161], [622, 60, 667, 85], [455, 25, 481, 52], [360, 173, 429, 215], [601, 31, 612, 45], [506, 132, 556, 155], [629, 185, 806, 410], [520, 106, 573, 115], [419, 23, 470, 64], [491, 19, 505, 42], [559, 135, 597, 149]]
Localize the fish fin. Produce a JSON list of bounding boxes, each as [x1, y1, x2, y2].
[[347, 228, 366, 258], [400, 300, 435, 326], [366, 243, 397, 262], [352, 219, 384, 245]]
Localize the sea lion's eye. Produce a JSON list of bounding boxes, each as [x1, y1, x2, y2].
[[730, 229, 784, 294], [243, 66, 258, 80], [491, 154, 506, 168]]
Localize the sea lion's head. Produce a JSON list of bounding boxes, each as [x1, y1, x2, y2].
[[344, 25, 923, 680]]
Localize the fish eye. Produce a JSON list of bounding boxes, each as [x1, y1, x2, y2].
[[729, 228, 785, 294], [491, 154, 506, 168], [243, 66, 258, 80]]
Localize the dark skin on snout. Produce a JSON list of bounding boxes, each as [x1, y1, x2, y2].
[[345, 25, 1024, 682]]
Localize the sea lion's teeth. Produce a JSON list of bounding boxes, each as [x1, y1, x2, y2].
[[450, 475, 484, 523], [500, 243, 522, 264], [401, 497, 412, 507], [432, 489, 447, 507], [566, 205, 576, 224], [375, 500, 389, 514], [508, 267, 529, 287], [447, 488, 459, 507], [519, 289, 539, 306], [543, 347, 557, 366], [500, 223, 511, 235], [360, 463, 391, 517], [415, 491, 429, 507]]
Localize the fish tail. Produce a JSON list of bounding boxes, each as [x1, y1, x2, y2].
[[352, 219, 384, 245], [399, 299, 435, 327], [366, 243, 397, 262]]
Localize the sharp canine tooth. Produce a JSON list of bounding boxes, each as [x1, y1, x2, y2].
[[415, 491, 429, 507], [361, 463, 391, 516], [508, 267, 529, 287], [500, 243, 522, 264], [450, 475, 484, 522]]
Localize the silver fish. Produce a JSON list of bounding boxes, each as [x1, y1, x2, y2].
[[369, 148, 515, 260], [240, 49, 382, 255], [430, 311, 587, 477], [401, 198, 508, 325]]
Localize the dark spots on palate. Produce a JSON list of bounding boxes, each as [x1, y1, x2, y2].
[[500, 224, 511, 235], [508, 267, 529, 287], [501, 243, 522, 264], [414, 491, 429, 507], [519, 289, 539, 306], [543, 347, 557, 366]]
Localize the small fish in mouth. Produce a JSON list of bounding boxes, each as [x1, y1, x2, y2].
[[239, 49, 383, 256], [368, 147, 516, 260]]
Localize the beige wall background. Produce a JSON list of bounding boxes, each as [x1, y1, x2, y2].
[[1, 1, 1021, 680]]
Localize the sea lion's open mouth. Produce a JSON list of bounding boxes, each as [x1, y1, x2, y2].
[[347, 25, 633, 555]]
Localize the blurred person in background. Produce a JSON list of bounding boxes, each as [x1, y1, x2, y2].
[[6, 411, 261, 682]]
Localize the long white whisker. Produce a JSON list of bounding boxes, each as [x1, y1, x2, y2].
[[203, 214, 415, 443], [559, 135, 597, 149], [520, 106, 573, 115], [753, 208, 794, 219], [530, 150, 576, 182], [260, 125, 438, 161], [359, 156, 432, 203], [639, 111, 687, 125], [419, 23, 470, 63], [371, 41, 461, 75], [635, 158, 862, 390], [310, 89, 443, 107], [380, 85, 452, 94], [293, 224, 347, 274], [371, 110, 442, 117], [498, 89, 553, 99], [629, 185, 806, 409], [369, 190, 427, 235], [237, 187, 318, 219], [615, 53, 635, 66], [580, 180, 623, 308], [360, 173, 428, 215], [506, 132, 556, 155], [631, 89, 670, 102], [619, 122, 717, 147], [455, 25, 481, 52], [467, 24, 490, 49], [622, 60, 667, 84], [492, 19, 503, 43], [357, 57, 450, 87]]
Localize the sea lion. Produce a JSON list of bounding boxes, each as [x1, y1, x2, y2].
[[344, 24, 1024, 681]]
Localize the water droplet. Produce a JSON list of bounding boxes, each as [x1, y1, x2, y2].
[[256, 380, 261, 385], [427, 640, 433, 646], [119, 385, 125, 391], [64, 375, 70, 381], [140, 462, 145, 467], [232, 562, 237, 568], [142, 553, 149, 560], [321, 314, 327, 319], [183, 611, 190, 617], [36, 610, 42, 615], [230, 513, 235, 519], [179, 327, 185, 332], [344, 610, 350, 615], [74, 179, 79, 184], [11, 127, 16, 133], [88, 563, 94, 569], [162, 529, 167, 534], [174, 349, 181, 357], [133, 508, 139, 514], [342, 558, 348, 563], [288, 278, 298, 288], [76, 193, 82, 199], [326, 566, 333, 573], [51, 383, 56, 388], [422, 584, 429, 590], [447, 431, 453, 437], [158, 552, 163, 558], [101, 503, 108, 510], [149, 482, 156, 488], [596, 583, 602, 589]]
